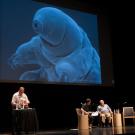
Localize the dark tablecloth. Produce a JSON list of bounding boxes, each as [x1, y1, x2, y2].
[[12, 108, 39, 133]]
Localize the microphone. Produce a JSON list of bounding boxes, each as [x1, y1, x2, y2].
[[81, 102, 85, 107], [81, 102, 83, 105], [123, 102, 127, 104]]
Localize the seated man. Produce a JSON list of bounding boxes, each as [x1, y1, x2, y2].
[[11, 86, 30, 109], [81, 98, 98, 127], [97, 99, 113, 127]]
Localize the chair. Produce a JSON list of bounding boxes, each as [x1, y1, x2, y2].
[[122, 107, 135, 127], [111, 113, 114, 127], [98, 112, 114, 127]]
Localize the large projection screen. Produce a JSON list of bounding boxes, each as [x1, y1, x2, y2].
[[0, 0, 114, 85]]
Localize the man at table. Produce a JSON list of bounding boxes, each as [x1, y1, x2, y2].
[[11, 86, 30, 109]]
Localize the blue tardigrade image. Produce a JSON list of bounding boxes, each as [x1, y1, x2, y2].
[[8, 7, 101, 84]]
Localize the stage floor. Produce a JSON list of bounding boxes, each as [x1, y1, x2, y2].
[[0, 126, 135, 135]]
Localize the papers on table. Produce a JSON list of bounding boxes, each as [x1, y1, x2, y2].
[[91, 111, 98, 116]]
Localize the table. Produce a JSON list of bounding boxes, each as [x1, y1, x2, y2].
[[12, 108, 39, 134]]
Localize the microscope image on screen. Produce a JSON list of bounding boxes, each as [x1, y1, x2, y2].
[[8, 7, 101, 84]]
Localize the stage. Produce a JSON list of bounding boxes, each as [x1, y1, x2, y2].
[[0, 126, 135, 135]]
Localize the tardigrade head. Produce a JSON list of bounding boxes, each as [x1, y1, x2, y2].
[[32, 7, 66, 46]]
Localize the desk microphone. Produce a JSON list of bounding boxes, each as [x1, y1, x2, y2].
[[123, 102, 127, 104]]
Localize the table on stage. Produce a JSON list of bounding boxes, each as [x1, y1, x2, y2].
[[12, 108, 39, 134]]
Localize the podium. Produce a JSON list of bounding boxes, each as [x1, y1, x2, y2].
[[113, 113, 122, 127], [76, 108, 89, 130], [79, 129, 89, 135]]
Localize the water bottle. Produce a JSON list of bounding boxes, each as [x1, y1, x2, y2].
[[16, 103, 19, 110]]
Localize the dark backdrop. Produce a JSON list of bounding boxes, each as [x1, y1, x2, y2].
[[0, 83, 134, 132]]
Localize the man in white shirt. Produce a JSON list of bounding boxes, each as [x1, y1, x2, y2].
[[11, 86, 30, 109], [97, 100, 113, 127]]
